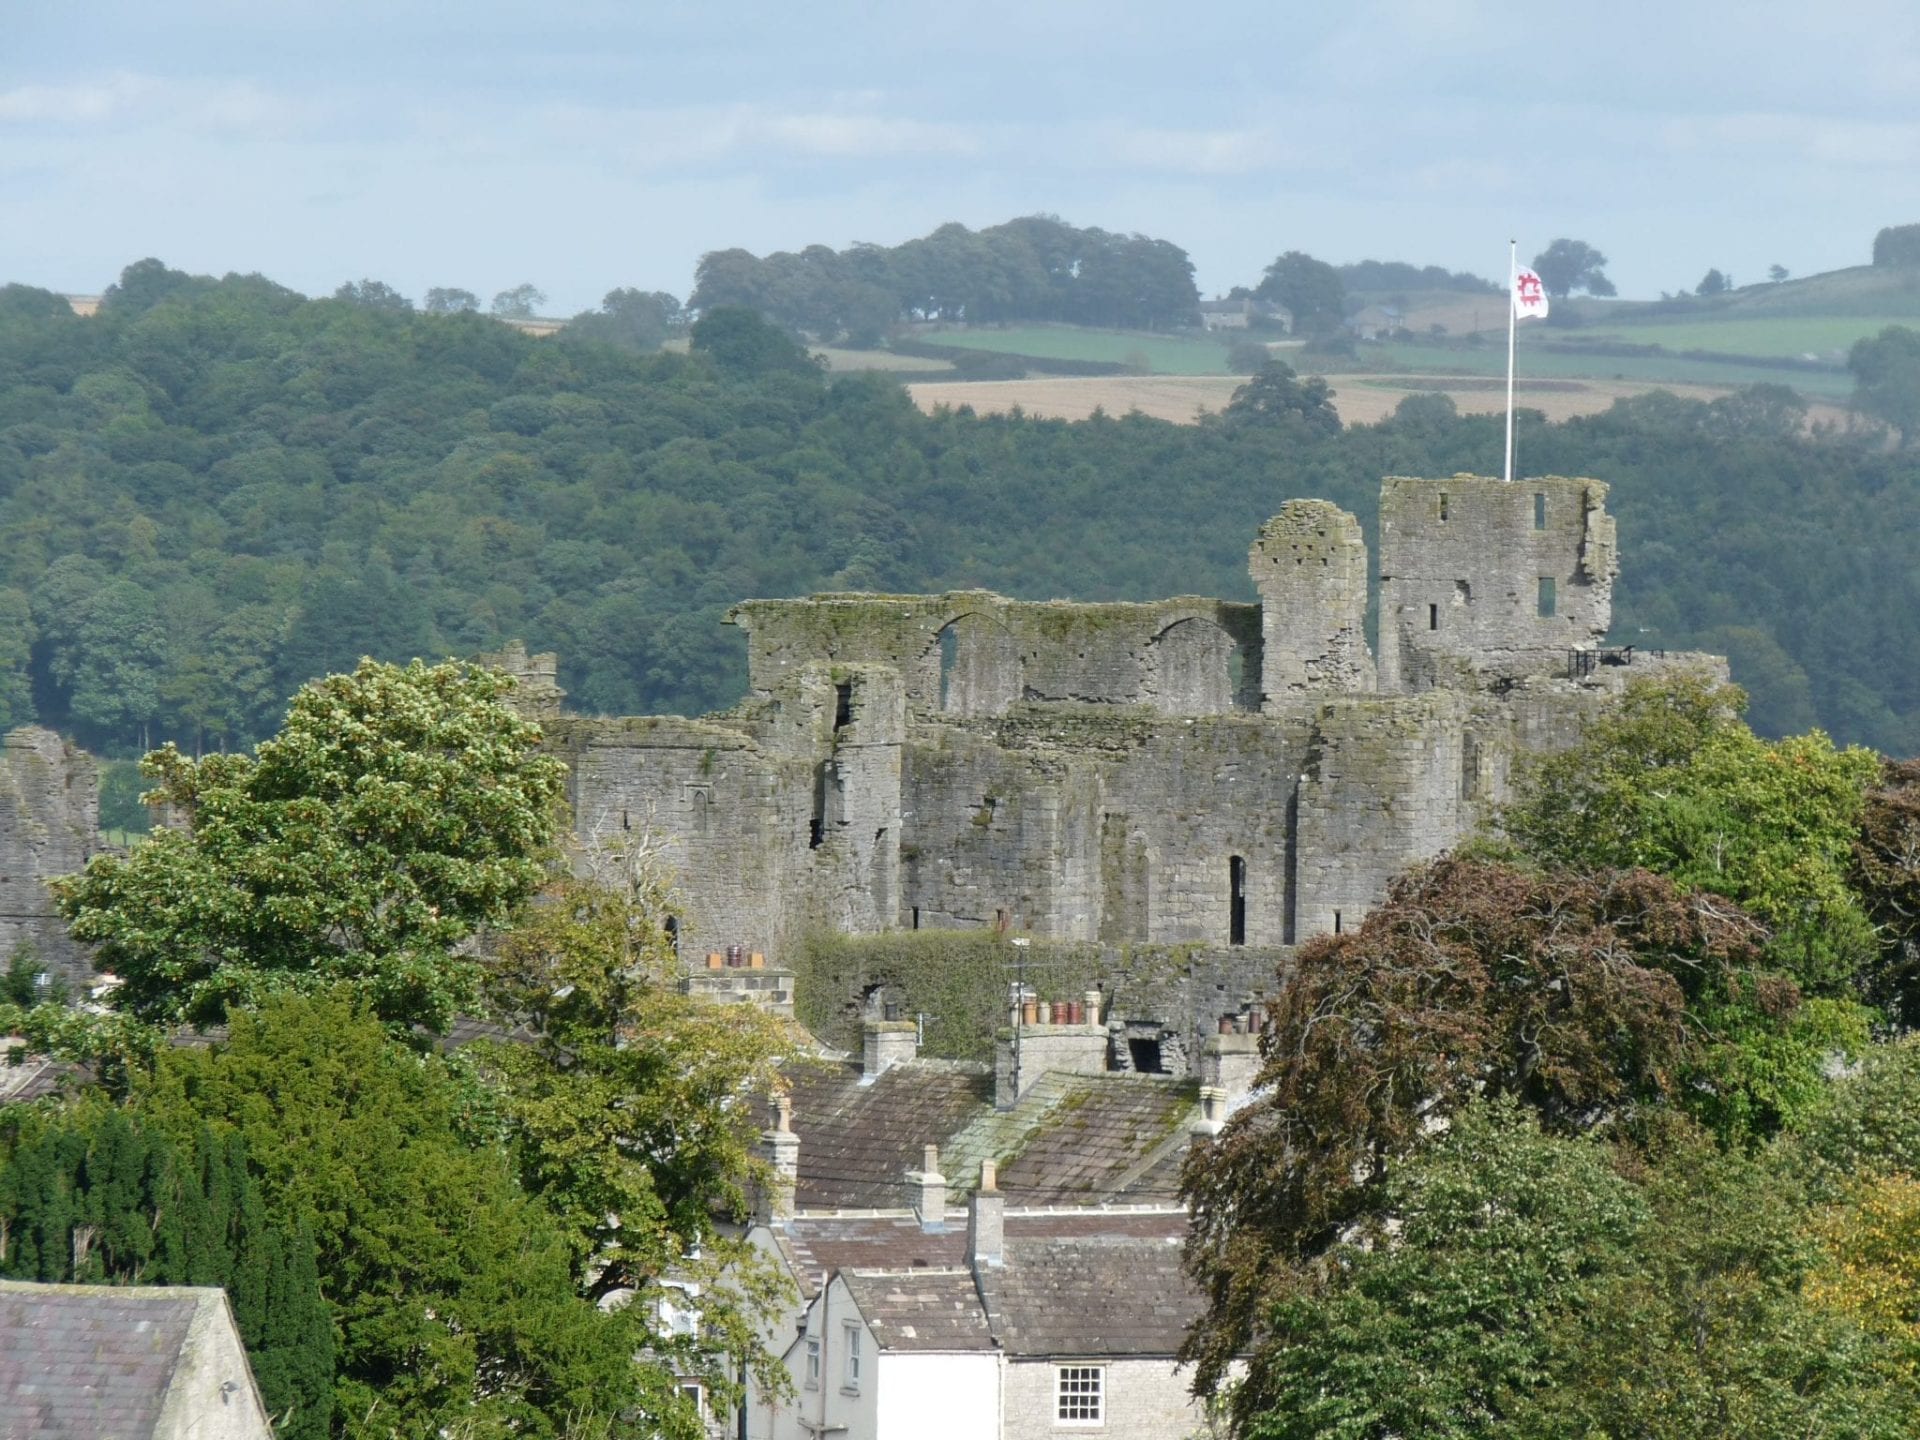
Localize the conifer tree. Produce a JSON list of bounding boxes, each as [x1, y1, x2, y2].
[[0, 1109, 334, 1438]]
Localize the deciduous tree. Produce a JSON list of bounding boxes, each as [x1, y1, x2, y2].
[[1848, 324, 1920, 446], [474, 853, 796, 1416], [490, 283, 547, 319], [1253, 252, 1345, 335], [1502, 676, 1881, 996], [423, 286, 479, 314], [1240, 1100, 1645, 1440], [134, 991, 660, 1440], [1181, 857, 1763, 1402], [1530, 238, 1616, 298], [53, 658, 566, 1031]]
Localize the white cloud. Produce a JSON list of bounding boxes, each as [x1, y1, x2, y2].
[[1662, 111, 1920, 171], [0, 72, 323, 140], [0, 75, 157, 124], [1102, 125, 1291, 177]]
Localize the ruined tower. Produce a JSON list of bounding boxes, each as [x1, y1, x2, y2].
[[1249, 499, 1376, 707], [1376, 474, 1618, 692]]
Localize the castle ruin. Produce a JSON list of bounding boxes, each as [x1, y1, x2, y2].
[[3, 475, 1724, 1050], [544, 475, 1719, 976]]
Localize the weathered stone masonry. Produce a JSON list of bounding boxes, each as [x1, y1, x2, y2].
[[548, 475, 1722, 988], [0, 727, 99, 995]]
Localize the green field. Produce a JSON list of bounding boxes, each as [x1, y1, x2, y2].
[[1570, 315, 1887, 362], [813, 345, 955, 374], [1360, 338, 1855, 400], [909, 324, 1243, 375]]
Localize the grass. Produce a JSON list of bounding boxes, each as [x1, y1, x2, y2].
[[1568, 316, 1888, 362], [1360, 340, 1857, 400], [910, 324, 1239, 375], [813, 346, 954, 374]]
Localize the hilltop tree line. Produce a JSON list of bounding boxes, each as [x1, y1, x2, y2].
[[688, 215, 1203, 340], [3, 261, 1920, 769]]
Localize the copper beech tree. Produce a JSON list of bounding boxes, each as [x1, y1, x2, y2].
[[1179, 856, 1767, 1411]]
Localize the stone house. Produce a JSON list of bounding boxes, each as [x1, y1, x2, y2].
[[752, 1174, 1219, 1440], [1344, 304, 1405, 340], [1197, 298, 1290, 332], [0, 1281, 274, 1440], [733, 1015, 1260, 1440]]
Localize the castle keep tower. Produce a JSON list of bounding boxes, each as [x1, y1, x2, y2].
[[1376, 474, 1617, 692], [1249, 500, 1376, 707]]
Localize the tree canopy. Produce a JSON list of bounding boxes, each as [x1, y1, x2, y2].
[[0, 1105, 334, 1439], [690, 215, 1201, 337], [473, 861, 796, 1412], [1872, 224, 1920, 268], [52, 658, 566, 1032], [1530, 237, 1616, 298], [132, 991, 669, 1439], [1253, 251, 1346, 334], [1849, 324, 1920, 446]]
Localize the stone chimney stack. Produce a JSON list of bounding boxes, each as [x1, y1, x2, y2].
[[862, 1018, 918, 1082], [967, 1160, 1005, 1270], [1191, 1086, 1228, 1140], [1192, 1026, 1261, 1141], [910, 1144, 948, 1232], [758, 1092, 799, 1226]]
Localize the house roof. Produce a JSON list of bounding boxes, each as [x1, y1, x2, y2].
[[0, 1050, 71, 1104], [993, 1075, 1195, 1206], [779, 1214, 968, 1292], [979, 1229, 1201, 1358], [783, 1059, 993, 1210], [0, 1281, 253, 1440], [775, 1207, 1190, 1299], [778, 1058, 1200, 1211], [839, 1270, 997, 1353], [815, 1211, 1202, 1360]]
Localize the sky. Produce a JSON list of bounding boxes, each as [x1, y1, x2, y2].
[[6, 0, 1920, 314]]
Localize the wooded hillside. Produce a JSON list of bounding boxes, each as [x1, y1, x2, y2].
[[2, 262, 1916, 760]]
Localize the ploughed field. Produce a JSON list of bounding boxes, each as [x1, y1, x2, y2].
[[906, 373, 1851, 428]]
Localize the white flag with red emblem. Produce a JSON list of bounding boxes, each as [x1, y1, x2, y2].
[[1512, 267, 1549, 320]]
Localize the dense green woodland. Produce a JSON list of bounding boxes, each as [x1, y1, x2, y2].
[[3, 260, 1918, 762]]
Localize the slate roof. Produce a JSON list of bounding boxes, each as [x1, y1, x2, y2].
[[776, 1207, 1190, 1299], [783, 1059, 992, 1209], [839, 1270, 996, 1353], [0, 1282, 237, 1439], [772, 1056, 1198, 1211], [993, 1075, 1196, 1206], [978, 1229, 1200, 1358], [816, 1211, 1202, 1360], [0, 1051, 71, 1104], [778, 1214, 968, 1294]]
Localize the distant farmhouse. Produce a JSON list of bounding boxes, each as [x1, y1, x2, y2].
[[1197, 297, 1290, 332], [1344, 303, 1405, 340]]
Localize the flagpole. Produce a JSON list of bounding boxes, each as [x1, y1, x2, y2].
[[1504, 238, 1517, 484]]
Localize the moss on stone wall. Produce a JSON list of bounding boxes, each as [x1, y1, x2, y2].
[[791, 928, 1107, 1062], [791, 928, 1289, 1064]]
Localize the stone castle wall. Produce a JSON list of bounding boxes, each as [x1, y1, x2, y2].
[[0, 728, 99, 995], [558, 476, 1720, 996], [1378, 474, 1618, 691], [4, 475, 1723, 1058]]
